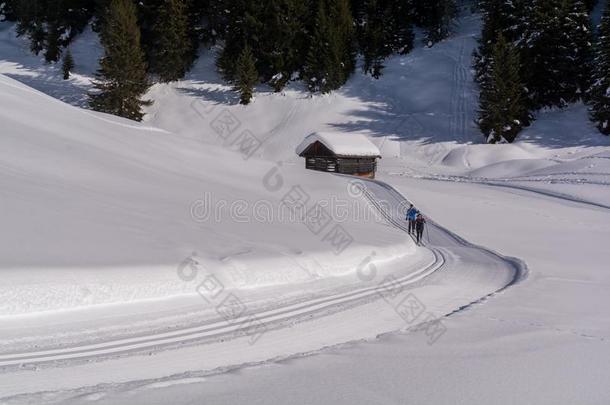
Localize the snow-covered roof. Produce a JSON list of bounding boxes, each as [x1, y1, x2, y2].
[[296, 132, 381, 158]]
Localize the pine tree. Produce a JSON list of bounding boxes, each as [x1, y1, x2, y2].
[[12, 0, 96, 58], [590, 1, 610, 135], [62, 49, 75, 80], [303, 0, 355, 93], [558, 0, 593, 103], [149, 0, 193, 82], [89, 0, 151, 121], [389, 0, 415, 54], [359, 0, 389, 77], [235, 44, 258, 105], [303, 0, 333, 92], [474, 0, 522, 83], [357, 0, 409, 78], [0, 1, 17, 21], [433, 0, 458, 44], [217, 0, 262, 82], [352, 0, 414, 73], [258, 0, 307, 91], [521, 0, 593, 109], [331, 0, 356, 80], [14, 0, 47, 54], [190, 0, 229, 44], [415, 0, 457, 45], [521, 0, 566, 109], [583, 0, 598, 12], [44, 21, 61, 62], [478, 34, 527, 143]]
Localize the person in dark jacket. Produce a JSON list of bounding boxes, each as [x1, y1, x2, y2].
[[406, 204, 418, 234], [415, 214, 426, 244]]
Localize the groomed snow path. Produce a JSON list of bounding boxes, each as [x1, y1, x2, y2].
[[0, 179, 525, 402]]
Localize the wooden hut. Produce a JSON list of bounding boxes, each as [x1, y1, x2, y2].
[[296, 132, 381, 179]]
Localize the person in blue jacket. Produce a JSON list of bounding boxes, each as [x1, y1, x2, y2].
[[406, 204, 418, 234]]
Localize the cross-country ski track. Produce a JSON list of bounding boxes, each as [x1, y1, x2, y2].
[[0, 179, 527, 400]]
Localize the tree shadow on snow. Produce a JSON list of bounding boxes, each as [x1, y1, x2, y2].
[[176, 85, 241, 106], [4, 68, 93, 108]]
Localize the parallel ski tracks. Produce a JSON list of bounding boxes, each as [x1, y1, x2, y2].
[[0, 214, 444, 369], [0, 178, 528, 371]]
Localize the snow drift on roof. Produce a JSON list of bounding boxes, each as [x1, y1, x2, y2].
[[296, 132, 381, 158]]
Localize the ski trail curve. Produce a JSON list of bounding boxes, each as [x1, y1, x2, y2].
[[0, 251, 444, 369], [359, 178, 527, 289], [0, 179, 527, 401]]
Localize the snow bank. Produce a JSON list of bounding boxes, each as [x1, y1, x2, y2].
[[441, 143, 539, 170], [295, 132, 381, 157]]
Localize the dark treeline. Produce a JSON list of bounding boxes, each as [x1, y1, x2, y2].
[[3, 0, 458, 120], [5, 1, 608, 139], [475, 0, 608, 143]]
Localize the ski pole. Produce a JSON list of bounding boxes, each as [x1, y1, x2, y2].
[[426, 223, 430, 244]]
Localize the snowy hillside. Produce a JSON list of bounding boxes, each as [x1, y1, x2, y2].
[[1, 8, 610, 405], [0, 73, 418, 315]]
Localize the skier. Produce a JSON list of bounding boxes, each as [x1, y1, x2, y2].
[[415, 213, 426, 245], [406, 204, 418, 234]]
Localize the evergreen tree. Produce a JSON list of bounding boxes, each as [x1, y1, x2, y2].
[[330, 0, 356, 80], [474, 0, 522, 83], [0, 1, 17, 21], [190, 0, 229, 44], [216, 0, 309, 91], [258, 0, 308, 91], [590, 1, 610, 135], [356, 0, 412, 78], [303, 0, 333, 92], [217, 0, 262, 82], [583, 0, 598, 12], [389, 0, 415, 54], [414, 0, 457, 45], [478, 34, 527, 143], [44, 21, 61, 62], [89, 0, 151, 121], [235, 44, 258, 105], [358, 0, 391, 78], [62, 49, 75, 79], [149, 0, 193, 82], [14, 0, 47, 54], [6, 0, 434, 97], [303, 0, 355, 93], [522, 0, 593, 108], [521, 0, 566, 108], [12, 0, 96, 58], [558, 0, 593, 103]]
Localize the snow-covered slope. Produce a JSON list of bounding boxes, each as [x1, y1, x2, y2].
[[2, 9, 610, 405], [0, 73, 415, 315]]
